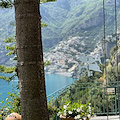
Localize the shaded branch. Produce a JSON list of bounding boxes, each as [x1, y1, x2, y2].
[[40, 0, 57, 4], [0, 0, 13, 8]]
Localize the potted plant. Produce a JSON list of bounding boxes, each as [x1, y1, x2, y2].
[[57, 100, 94, 120]]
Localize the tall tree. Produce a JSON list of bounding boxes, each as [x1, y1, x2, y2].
[[0, 0, 56, 81], [0, 0, 56, 119], [14, 0, 48, 119]]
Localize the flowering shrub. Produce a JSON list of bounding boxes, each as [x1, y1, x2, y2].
[[57, 100, 94, 120], [0, 90, 21, 119]]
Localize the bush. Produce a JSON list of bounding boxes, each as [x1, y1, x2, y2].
[[0, 88, 20, 119]]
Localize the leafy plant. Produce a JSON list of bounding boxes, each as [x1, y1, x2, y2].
[[48, 101, 58, 120], [44, 60, 50, 66], [0, 85, 20, 119], [0, 85, 59, 119], [48, 99, 58, 116], [57, 99, 94, 120]]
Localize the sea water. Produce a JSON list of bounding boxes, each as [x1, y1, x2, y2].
[[0, 73, 77, 105]]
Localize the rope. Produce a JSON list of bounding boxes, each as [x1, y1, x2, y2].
[[103, 0, 109, 119], [115, 0, 120, 119]]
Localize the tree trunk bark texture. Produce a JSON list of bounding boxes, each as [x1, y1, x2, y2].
[[14, 0, 49, 120]]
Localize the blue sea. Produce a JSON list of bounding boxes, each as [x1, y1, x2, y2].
[[0, 73, 77, 105]]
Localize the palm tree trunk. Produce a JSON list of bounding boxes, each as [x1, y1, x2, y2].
[[14, 0, 49, 119]]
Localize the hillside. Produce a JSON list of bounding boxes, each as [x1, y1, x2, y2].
[[0, 0, 120, 66], [0, 8, 15, 41], [44, 31, 120, 78], [0, 0, 120, 48], [41, 0, 120, 49]]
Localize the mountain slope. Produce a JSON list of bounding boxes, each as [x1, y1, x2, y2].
[[0, 0, 120, 49], [0, 8, 15, 41], [41, 0, 120, 49]]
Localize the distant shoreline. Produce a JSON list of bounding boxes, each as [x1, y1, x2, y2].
[[45, 71, 78, 79], [56, 72, 72, 77]]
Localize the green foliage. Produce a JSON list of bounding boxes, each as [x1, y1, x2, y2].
[[0, 76, 9, 81], [110, 46, 117, 56], [5, 91, 20, 113], [0, 87, 20, 119], [0, 0, 57, 119], [0, 0, 56, 81], [78, 69, 103, 83], [49, 62, 118, 115], [0, 0, 13, 8], [0, 65, 16, 81], [9, 22, 15, 26], [6, 45, 15, 51], [53, 80, 119, 116], [6, 51, 13, 56], [44, 60, 50, 66], [107, 66, 118, 82], [3, 36, 16, 57], [48, 99, 58, 120], [57, 99, 94, 120], [41, 0, 120, 48], [40, 0, 57, 4], [41, 22, 48, 27], [1, 0, 120, 49], [0, 86, 58, 119], [4, 37, 16, 43], [0, 65, 15, 73], [0, 0, 57, 8], [0, 73, 17, 81], [13, 56, 17, 60], [0, 36, 16, 80], [5, 43, 16, 56]]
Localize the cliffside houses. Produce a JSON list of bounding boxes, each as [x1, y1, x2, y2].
[[44, 36, 104, 78]]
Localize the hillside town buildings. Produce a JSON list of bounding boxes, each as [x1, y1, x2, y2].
[[44, 36, 105, 78]]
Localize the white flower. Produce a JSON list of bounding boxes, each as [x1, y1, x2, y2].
[[89, 106, 91, 110], [5, 108, 9, 111], [60, 115, 62, 118], [63, 112, 66, 116], [77, 108, 80, 112], [77, 115, 80, 119], [57, 112, 60, 116], [74, 115, 81, 119], [88, 114, 91, 118], [64, 110, 66, 112], [63, 105, 67, 109], [6, 98, 8, 101], [80, 105, 83, 109], [67, 103, 69, 106], [83, 117, 86, 120], [68, 111, 72, 114], [74, 116, 77, 119], [88, 106, 91, 113]]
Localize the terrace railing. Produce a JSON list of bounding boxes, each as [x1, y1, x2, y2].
[[47, 81, 120, 115]]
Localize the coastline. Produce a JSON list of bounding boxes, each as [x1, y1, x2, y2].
[[55, 72, 72, 77], [45, 71, 78, 79]]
